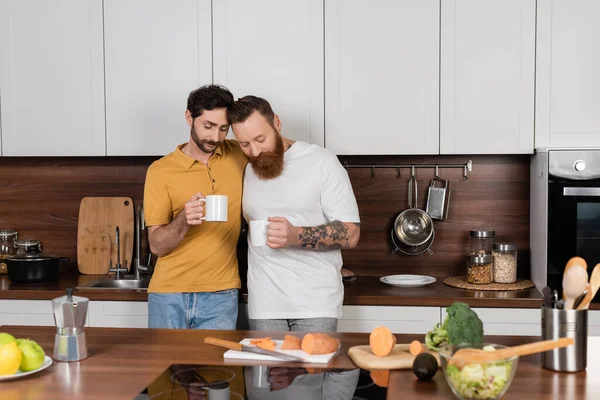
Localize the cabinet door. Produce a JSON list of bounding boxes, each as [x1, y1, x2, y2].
[[339, 306, 440, 334], [87, 301, 148, 328], [0, 0, 105, 156], [440, 0, 535, 154], [442, 307, 540, 336], [104, 0, 212, 156], [536, 0, 600, 148], [324, 0, 439, 155], [213, 0, 324, 145], [0, 300, 57, 327]]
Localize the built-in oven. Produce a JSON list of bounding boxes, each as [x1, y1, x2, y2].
[[531, 149, 600, 303]]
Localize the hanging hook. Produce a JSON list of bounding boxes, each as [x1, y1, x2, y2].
[[371, 166, 375, 179], [463, 165, 468, 180], [411, 166, 415, 178], [343, 161, 349, 171], [396, 166, 401, 178], [434, 165, 440, 180]]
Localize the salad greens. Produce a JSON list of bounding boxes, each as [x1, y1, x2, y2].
[[445, 346, 513, 399]]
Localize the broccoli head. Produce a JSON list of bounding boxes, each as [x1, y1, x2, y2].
[[425, 302, 484, 351]]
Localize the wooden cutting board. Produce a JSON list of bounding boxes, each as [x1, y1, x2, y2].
[[348, 343, 440, 370], [77, 197, 134, 275]]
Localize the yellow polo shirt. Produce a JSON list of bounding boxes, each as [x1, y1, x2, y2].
[[143, 140, 247, 293]]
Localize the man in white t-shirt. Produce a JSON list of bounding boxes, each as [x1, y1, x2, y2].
[[228, 95, 361, 333]]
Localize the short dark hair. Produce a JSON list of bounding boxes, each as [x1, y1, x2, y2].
[[228, 95, 275, 125], [187, 84, 234, 119]]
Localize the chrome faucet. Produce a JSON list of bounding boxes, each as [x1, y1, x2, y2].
[[133, 205, 152, 280], [109, 226, 128, 279]]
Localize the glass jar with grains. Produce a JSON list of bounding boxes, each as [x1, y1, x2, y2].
[[466, 254, 493, 285], [0, 229, 18, 275], [493, 243, 518, 283], [470, 230, 495, 256]]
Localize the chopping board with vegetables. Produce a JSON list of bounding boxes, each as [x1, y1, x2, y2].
[[208, 333, 341, 364], [77, 197, 134, 275], [348, 342, 439, 370]]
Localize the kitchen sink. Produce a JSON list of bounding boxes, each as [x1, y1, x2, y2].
[[76, 276, 150, 291]]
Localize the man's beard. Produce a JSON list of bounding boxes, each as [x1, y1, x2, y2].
[[191, 125, 221, 154], [250, 133, 285, 180]]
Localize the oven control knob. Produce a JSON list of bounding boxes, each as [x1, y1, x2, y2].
[[574, 160, 586, 172]]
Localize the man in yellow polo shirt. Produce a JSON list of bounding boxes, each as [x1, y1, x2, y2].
[[143, 85, 247, 329]]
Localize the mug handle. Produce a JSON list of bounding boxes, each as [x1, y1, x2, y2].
[[198, 198, 207, 220]]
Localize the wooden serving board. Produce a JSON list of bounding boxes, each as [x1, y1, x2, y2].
[[348, 343, 440, 370], [77, 197, 134, 275]]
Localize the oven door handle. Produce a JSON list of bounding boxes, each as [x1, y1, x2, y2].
[[563, 187, 600, 196]]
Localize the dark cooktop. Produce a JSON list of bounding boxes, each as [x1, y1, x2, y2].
[[135, 363, 388, 400]]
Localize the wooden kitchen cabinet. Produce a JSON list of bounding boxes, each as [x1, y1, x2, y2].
[[103, 0, 212, 156], [213, 0, 324, 145], [535, 0, 600, 148], [324, 0, 440, 155], [0, 0, 105, 156], [440, 0, 535, 154]]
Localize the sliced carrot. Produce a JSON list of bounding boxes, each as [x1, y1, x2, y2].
[[281, 334, 302, 350], [250, 337, 271, 345], [409, 340, 423, 356], [369, 326, 397, 357], [370, 370, 390, 388], [301, 333, 340, 355], [255, 340, 276, 351]]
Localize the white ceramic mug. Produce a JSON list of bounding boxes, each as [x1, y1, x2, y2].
[[249, 220, 269, 247], [199, 195, 228, 222]]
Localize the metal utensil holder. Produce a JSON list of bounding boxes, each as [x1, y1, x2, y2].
[[541, 306, 587, 372]]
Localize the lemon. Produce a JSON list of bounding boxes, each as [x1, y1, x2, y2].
[[0, 342, 22, 375]]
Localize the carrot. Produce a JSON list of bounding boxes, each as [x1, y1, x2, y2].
[[281, 334, 302, 350], [369, 326, 397, 357], [301, 333, 340, 355], [370, 369, 390, 388], [409, 340, 423, 356], [255, 340, 276, 351], [250, 337, 271, 345]]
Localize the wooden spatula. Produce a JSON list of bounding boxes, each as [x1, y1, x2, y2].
[[577, 264, 600, 310], [451, 338, 574, 366]]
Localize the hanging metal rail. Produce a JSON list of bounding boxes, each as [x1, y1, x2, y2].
[[342, 160, 473, 180]]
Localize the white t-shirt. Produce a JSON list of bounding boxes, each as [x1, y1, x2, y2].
[[242, 141, 360, 319]]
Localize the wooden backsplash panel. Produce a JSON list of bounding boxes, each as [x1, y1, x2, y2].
[[0, 154, 530, 279]]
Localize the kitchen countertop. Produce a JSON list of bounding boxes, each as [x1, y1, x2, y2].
[[0, 271, 558, 308], [0, 325, 597, 400]]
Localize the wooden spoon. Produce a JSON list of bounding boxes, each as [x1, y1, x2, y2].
[[577, 263, 600, 310], [563, 266, 588, 310], [451, 338, 574, 365]]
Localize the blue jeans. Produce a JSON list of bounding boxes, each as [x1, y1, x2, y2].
[[148, 289, 239, 329]]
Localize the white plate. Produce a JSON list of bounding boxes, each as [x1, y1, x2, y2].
[[383, 274, 428, 283], [0, 355, 53, 381], [380, 275, 436, 288]]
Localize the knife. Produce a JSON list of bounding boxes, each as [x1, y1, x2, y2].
[[204, 337, 305, 362]]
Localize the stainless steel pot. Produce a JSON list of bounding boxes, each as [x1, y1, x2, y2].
[[393, 175, 434, 246], [391, 226, 435, 256]]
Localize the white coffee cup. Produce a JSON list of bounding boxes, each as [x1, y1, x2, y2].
[[199, 195, 228, 222], [249, 220, 269, 247]]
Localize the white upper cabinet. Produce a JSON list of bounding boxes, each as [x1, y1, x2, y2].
[[213, 0, 324, 146], [104, 0, 212, 156], [0, 0, 105, 156], [324, 0, 440, 155], [536, 0, 600, 149], [440, 0, 535, 154]]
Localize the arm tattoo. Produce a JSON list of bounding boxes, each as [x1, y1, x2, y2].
[[298, 220, 350, 250]]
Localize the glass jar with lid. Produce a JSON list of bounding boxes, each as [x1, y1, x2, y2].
[[470, 230, 495, 256], [466, 254, 493, 284], [493, 243, 518, 283], [15, 239, 42, 256], [0, 229, 19, 274]]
